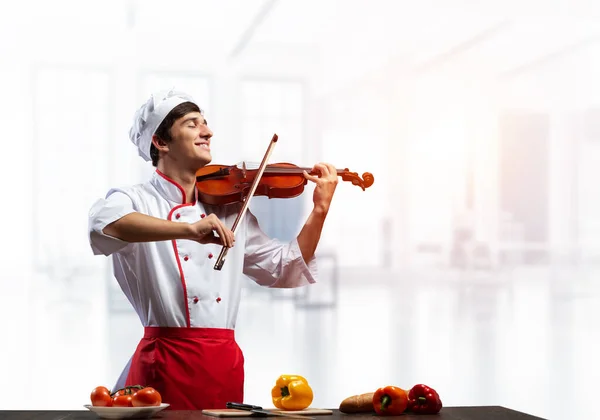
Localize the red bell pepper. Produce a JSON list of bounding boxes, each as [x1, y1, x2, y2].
[[372, 386, 408, 416], [407, 384, 442, 414]]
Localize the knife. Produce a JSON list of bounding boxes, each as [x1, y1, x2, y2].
[[225, 402, 316, 419]]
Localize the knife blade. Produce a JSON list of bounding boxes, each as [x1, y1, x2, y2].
[[225, 402, 316, 419]]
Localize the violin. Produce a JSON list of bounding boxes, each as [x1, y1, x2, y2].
[[202, 134, 374, 271], [195, 162, 374, 206]]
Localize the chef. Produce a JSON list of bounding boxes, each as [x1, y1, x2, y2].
[[87, 89, 338, 410]]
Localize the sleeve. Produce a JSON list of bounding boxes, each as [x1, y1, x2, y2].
[[88, 190, 137, 256], [242, 209, 318, 288]]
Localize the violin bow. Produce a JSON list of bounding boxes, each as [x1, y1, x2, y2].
[[213, 133, 279, 270]]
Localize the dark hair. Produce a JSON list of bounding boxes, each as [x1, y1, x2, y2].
[[150, 101, 202, 166]]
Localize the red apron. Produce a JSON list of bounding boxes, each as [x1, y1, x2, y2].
[[125, 326, 245, 410]]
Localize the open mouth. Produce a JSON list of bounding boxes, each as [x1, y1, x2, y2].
[[195, 143, 210, 150]]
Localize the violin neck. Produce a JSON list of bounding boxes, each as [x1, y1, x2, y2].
[[265, 167, 347, 176]]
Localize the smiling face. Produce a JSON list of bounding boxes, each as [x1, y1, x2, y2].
[[167, 111, 213, 168], [151, 102, 213, 171]]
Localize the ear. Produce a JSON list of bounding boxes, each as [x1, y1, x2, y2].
[[151, 135, 169, 153]]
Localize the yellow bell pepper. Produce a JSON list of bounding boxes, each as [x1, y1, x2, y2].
[[271, 374, 313, 411]]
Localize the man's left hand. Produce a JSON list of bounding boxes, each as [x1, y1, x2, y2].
[[303, 162, 338, 215]]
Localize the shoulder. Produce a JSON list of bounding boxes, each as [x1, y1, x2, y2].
[[99, 181, 157, 211], [105, 181, 151, 199]]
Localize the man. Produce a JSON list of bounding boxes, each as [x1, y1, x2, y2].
[[87, 89, 338, 410]]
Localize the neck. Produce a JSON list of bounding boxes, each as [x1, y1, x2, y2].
[[157, 161, 197, 204]]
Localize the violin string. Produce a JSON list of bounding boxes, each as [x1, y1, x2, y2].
[[264, 168, 345, 174], [240, 162, 346, 175]]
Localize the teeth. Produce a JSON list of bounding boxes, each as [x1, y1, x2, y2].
[[198, 144, 209, 149]]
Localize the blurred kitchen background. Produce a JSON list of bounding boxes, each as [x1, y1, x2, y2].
[[1, 1, 600, 419]]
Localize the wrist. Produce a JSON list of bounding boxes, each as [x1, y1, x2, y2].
[[312, 205, 329, 218], [181, 222, 196, 240]]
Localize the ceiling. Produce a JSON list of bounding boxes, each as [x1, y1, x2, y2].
[[2, 0, 600, 89]]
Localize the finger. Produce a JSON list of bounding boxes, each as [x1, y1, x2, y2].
[[315, 163, 331, 178], [195, 224, 222, 245], [220, 225, 232, 248], [206, 234, 223, 246], [317, 162, 337, 180], [208, 216, 234, 247], [326, 163, 337, 179], [303, 170, 320, 183], [310, 163, 326, 178], [211, 221, 229, 247], [219, 222, 235, 248], [227, 229, 235, 248]]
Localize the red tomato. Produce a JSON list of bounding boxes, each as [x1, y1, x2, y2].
[[90, 386, 113, 407], [112, 385, 143, 397], [113, 394, 133, 407], [132, 387, 162, 407]]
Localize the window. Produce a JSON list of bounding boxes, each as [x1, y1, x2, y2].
[[318, 91, 388, 267], [576, 108, 600, 259], [32, 66, 112, 281], [240, 79, 307, 243]]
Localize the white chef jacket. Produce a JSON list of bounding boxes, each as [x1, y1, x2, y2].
[[89, 169, 318, 327], [88, 170, 318, 387]]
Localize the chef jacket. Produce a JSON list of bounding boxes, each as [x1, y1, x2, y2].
[[88, 169, 318, 330]]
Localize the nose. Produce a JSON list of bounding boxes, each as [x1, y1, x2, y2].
[[201, 124, 213, 139]]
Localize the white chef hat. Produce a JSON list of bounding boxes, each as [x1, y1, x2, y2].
[[129, 88, 201, 161]]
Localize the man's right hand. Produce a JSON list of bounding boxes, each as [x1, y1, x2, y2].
[[189, 214, 235, 247]]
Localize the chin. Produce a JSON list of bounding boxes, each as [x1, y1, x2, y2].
[[194, 153, 212, 167]]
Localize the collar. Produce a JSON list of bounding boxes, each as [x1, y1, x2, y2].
[[151, 169, 198, 205]]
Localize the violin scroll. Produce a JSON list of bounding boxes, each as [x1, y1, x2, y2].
[[340, 169, 375, 191]]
